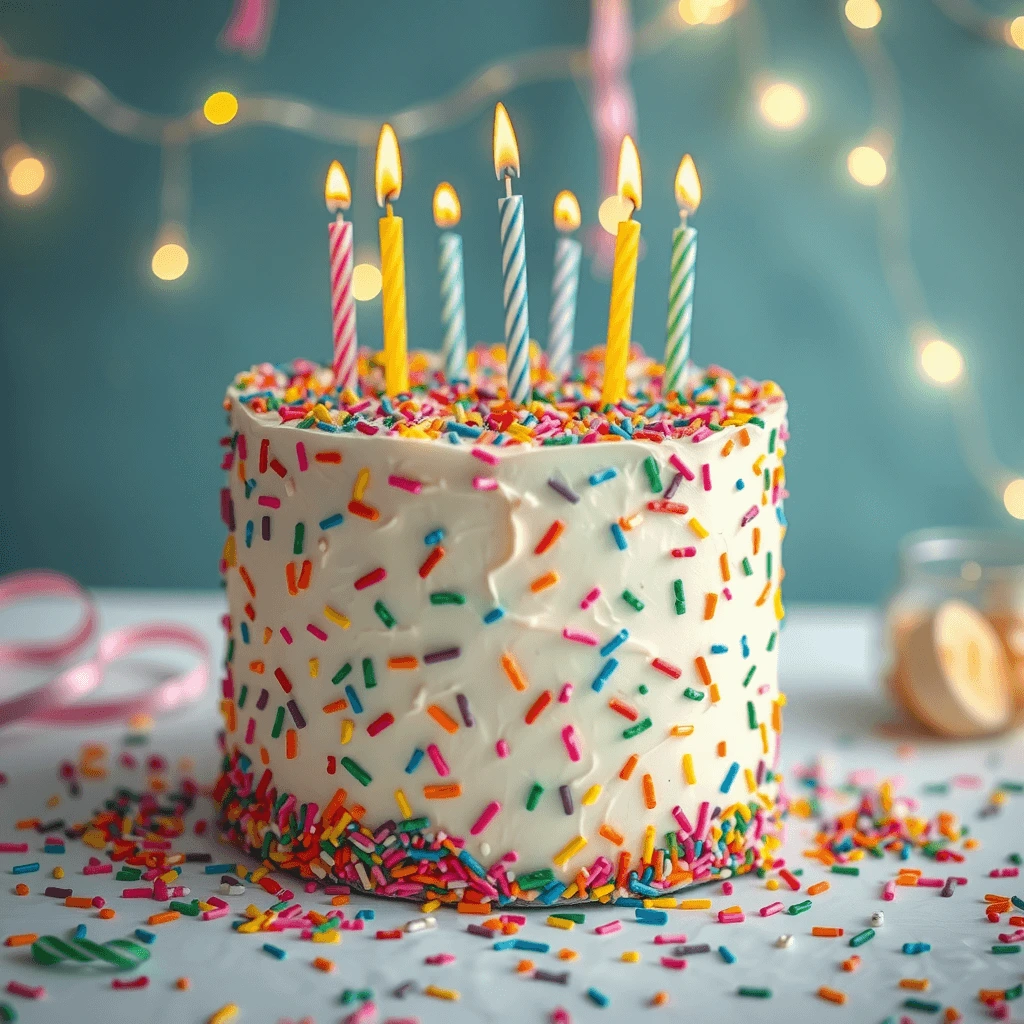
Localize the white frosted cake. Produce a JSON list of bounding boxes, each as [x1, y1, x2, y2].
[[215, 346, 789, 908]]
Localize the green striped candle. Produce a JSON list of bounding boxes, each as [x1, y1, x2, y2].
[[664, 155, 702, 398]]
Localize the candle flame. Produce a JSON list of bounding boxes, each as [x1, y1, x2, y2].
[[433, 182, 461, 228], [616, 135, 642, 212], [553, 190, 581, 233], [674, 154, 701, 214], [325, 160, 351, 213], [375, 124, 402, 207], [492, 102, 520, 179]]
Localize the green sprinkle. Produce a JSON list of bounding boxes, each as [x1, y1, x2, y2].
[[396, 817, 430, 832], [673, 579, 685, 614], [622, 590, 645, 612], [643, 455, 663, 493], [763, 469, 770, 491], [768, 428, 776, 453], [332, 663, 353, 685], [1000, 781, 1024, 793], [526, 782, 544, 811], [922, 783, 949, 795], [271, 706, 285, 739], [430, 591, 466, 605], [831, 865, 860, 876], [373, 600, 396, 628], [637, 684, 649, 695], [237, 684, 248, 709], [0, 1004, 17, 1023], [1010, 852, 1023, 865], [293, 522, 305, 555], [848, 928, 875, 947], [767, 632, 777, 652], [169, 900, 200, 916], [747, 701, 757, 729], [1005, 983, 1023, 1000], [741, 557, 753, 576], [116, 868, 142, 881], [623, 717, 652, 739], [340, 756, 372, 786], [682, 687, 705, 701], [550, 913, 585, 923], [742, 665, 757, 688], [766, 552, 773, 579], [992, 944, 1021, 954], [737, 987, 772, 999], [748, 417, 765, 428], [902, 999, 940, 1013], [787, 900, 812, 915], [518, 869, 555, 890], [362, 658, 376, 689]]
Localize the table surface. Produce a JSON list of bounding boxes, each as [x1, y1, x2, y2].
[[1, 592, 1022, 1024]]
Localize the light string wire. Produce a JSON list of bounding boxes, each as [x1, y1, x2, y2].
[[928, 0, 1024, 47]]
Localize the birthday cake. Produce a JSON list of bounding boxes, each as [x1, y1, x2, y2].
[[214, 347, 789, 907]]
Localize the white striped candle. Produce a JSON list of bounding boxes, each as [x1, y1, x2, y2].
[[325, 160, 358, 394], [664, 155, 702, 398], [433, 183, 468, 383], [547, 189, 582, 383]]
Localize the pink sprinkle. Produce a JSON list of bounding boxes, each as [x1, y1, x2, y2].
[[562, 628, 598, 646], [237, 434, 247, 459], [671, 806, 692, 835], [660, 956, 688, 970], [280, 627, 293, 645], [388, 474, 422, 495], [496, 739, 510, 758], [558, 683, 573, 703], [355, 422, 378, 436], [343, 1002, 377, 1024], [722, 881, 734, 896], [367, 713, 395, 737], [718, 911, 744, 923], [669, 454, 695, 480], [561, 725, 582, 763], [991, 867, 1020, 878], [0, 843, 29, 854], [552, 1009, 571, 1024], [471, 447, 499, 466], [121, 887, 154, 898], [425, 952, 457, 966], [426, 744, 450, 777], [916, 877, 944, 887], [296, 441, 308, 471], [306, 623, 328, 641], [245, 717, 256, 743], [83, 863, 112, 876], [257, 495, 281, 508], [580, 587, 601, 610], [701, 464, 712, 490], [653, 933, 687, 945], [671, 546, 698, 558], [202, 906, 229, 920], [694, 801, 710, 841], [691, 427, 712, 443], [594, 920, 622, 935], [208, 896, 229, 909], [501, 914, 527, 925], [882, 880, 896, 901], [470, 801, 502, 836], [722, 587, 733, 601], [6, 981, 45, 999], [741, 506, 759, 526], [472, 476, 498, 491], [951, 774, 983, 788]]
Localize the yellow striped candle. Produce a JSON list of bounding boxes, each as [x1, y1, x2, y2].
[[375, 124, 409, 396], [601, 136, 643, 407]]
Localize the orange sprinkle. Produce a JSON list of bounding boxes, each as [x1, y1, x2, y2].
[[286, 729, 298, 759], [599, 824, 625, 845], [387, 655, 418, 670], [817, 987, 847, 1005], [4, 934, 38, 947], [752, 526, 761, 553], [330, 895, 349, 907], [312, 957, 335, 972], [812, 927, 843, 937], [642, 773, 656, 809], [297, 559, 312, 589], [530, 570, 560, 593], [322, 699, 348, 714], [456, 901, 490, 914], [348, 499, 380, 521], [98, 908, 116, 920], [64, 897, 94, 909], [719, 553, 731, 582], [524, 690, 553, 725], [704, 593, 718, 619], [500, 652, 528, 691], [721, 439, 734, 456], [841, 956, 860, 972], [238, 566, 256, 597], [558, 948, 578, 960], [652, 991, 670, 1006], [285, 562, 298, 595], [716, 741, 727, 757], [709, 683, 721, 703], [14, 884, 29, 896], [427, 704, 459, 734], [249, 660, 265, 674], [314, 450, 342, 464], [807, 881, 830, 896], [423, 784, 462, 800], [517, 959, 535, 973], [943, 1009, 962, 1023], [534, 520, 565, 555], [148, 911, 180, 925], [694, 656, 712, 686], [175, 977, 191, 991], [899, 979, 930, 991], [619, 754, 639, 781], [755, 582, 771, 607]]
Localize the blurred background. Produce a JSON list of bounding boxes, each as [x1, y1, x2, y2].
[[1, 0, 1022, 602]]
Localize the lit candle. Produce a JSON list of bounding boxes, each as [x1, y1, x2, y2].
[[547, 189, 582, 384], [325, 160, 358, 394], [493, 102, 532, 405], [601, 136, 642, 407], [433, 183, 468, 384], [375, 124, 409, 397], [664, 154, 701, 398]]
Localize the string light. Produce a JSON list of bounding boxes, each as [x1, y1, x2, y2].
[[845, 0, 883, 30], [203, 91, 239, 126], [846, 144, 887, 186], [1009, 16, 1024, 49], [758, 82, 808, 130], [1003, 479, 1024, 520], [597, 194, 633, 234], [3, 144, 46, 198], [352, 263, 382, 302], [918, 338, 964, 386]]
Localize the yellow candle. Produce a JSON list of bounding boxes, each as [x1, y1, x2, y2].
[[601, 136, 643, 407], [375, 124, 409, 396]]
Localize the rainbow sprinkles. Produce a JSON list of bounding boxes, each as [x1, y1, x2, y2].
[[215, 343, 789, 909]]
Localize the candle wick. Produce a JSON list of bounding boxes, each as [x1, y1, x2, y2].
[[678, 209, 689, 229], [504, 174, 513, 199], [335, 211, 345, 225], [386, 202, 394, 218]]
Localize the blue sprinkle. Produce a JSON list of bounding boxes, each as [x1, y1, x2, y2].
[[483, 607, 505, 625], [424, 528, 445, 546], [591, 658, 619, 692], [314, 420, 339, 433], [447, 421, 483, 438], [610, 522, 627, 550], [459, 849, 487, 878], [720, 761, 740, 794], [736, 478, 745, 490], [319, 513, 345, 530], [719, 945, 736, 964], [538, 882, 566, 905], [776, 506, 788, 526], [345, 685, 363, 714], [12, 863, 39, 874], [245, 520, 254, 547], [134, 928, 156, 944], [902, 942, 931, 954], [589, 468, 617, 486], [640, 866, 654, 883], [614, 897, 644, 907], [404, 748, 425, 774], [710, 644, 728, 654], [512, 939, 551, 953], [587, 987, 610, 1008], [635, 908, 668, 925], [600, 630, 628, 657], [204, 863, 237, 874], [355, 909, 375, 920], [380, 397, 394, 415], [74, 924, 88, 940], [447, 431, 460, 444], [626, 880, 660, 898], [493, 939, 517, 951], [608, 423, 631, 440], [741, 635, 750, 658], [262, 942, 287, 960], [240, 622, 249, 644]]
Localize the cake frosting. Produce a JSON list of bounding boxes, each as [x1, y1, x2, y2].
[[214, 346, 789, 907]]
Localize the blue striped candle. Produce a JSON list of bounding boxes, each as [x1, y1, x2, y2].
[[433, 183, 468, 383], [547, 189, 582, 383]]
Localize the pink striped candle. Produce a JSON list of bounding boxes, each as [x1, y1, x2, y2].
[[326, 160, 358, 394]]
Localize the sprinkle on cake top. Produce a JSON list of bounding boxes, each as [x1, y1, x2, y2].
[[228, 344, 785, 448]]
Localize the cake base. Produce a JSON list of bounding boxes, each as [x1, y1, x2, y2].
[[214, 750, 785, 909]]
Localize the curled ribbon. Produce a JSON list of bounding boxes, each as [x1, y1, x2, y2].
[[0, 570, 209, 729]]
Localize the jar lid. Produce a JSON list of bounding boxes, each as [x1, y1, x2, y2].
[[901, 600, 1013, 738]]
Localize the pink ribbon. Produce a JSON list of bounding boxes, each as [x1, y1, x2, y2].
[[0, 570, 209, 729]]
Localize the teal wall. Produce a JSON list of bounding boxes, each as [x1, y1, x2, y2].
[[2, 1, 1022, 602]]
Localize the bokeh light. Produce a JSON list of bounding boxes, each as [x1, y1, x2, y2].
[[352, 263, 383, 301], [758, 82, 808, 130], [1008, 16, 1024, 49], [598, 195, 633, 234], [847, 145, 888, 187], [845, 0, 882, 30], [7, 155, 46, 197], [1003, 479, 1024, 520], [203, 91, 239, 126], [151, 242, 190, 281], [678, 0, 712, 24], [918, 338, 963, 386]]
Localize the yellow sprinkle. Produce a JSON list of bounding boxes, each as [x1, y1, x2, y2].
[[581, 785, 602, 806], [621, 950, 641, 962], [52, 866, 64, 879], [553, 835, 588, 868], [774, 586, 785, 621], [709, 683, 721, 703], [760, 722, 769, 754], [353, 467, 370, 501], [421, 899, 441, 913], [395, 789, 412, 819], [424, 985, 460, 1001], [745, 768, 757, 793], [591, 883, 615, 899], [308, 658, 319, 678], [324, 605, 350, 629], [679, 899, 712, 910], [646, 898, 678, 909], [642, 825, 656, 864], [766, 878, 780, 891], [670, 724, 695, 737], [688, 517, 709, 539], [682, 753, 696, 784], [312, 929, 340, 943], [208, 1005, 239, 1024], [340, 719, 354, 744], [546, 915, 575, 931]]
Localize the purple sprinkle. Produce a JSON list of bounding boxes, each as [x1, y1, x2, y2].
[[286, 699, 306, 729], [663, 472, 683, 501], [559, 785, 573, 815], [456, 694, 474, 727], [940, 878, 955, 897], [467, 924, 493, 938], [547, 477, 580, 504], [756, 760, 765, 785], [261, 515, 271, 541], [44, 886, 73, 898], [675, 943, 711, 955], [256, 689, 270, 711], [533, 970, 570, 984], [393, 981, 416, 999], [424, 647, 461, 665]]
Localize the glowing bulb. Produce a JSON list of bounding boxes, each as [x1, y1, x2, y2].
[[845, 0, 882, 30], [352, 263, 383, 301], [152, 242, 189, 282], [1004, 479, 1024, 520], [918, 338, 963, 386], [203, 91, 239, 126], [7, 155, 46, 197], [847, 145, 887, 187], [1008, 16, 1024, 48], [759, 82, 808, 130], [678, 0, 712, 24], [598, 195, 633, 234]]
